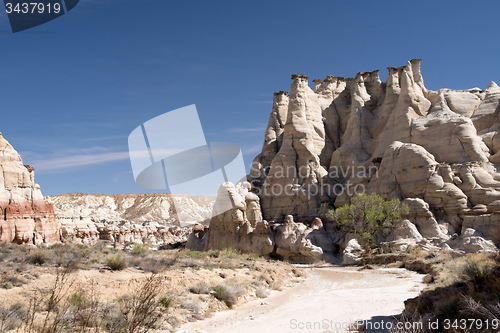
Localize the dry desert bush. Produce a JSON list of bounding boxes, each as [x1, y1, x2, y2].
[[401, 252, 500, 332], [189, 281, 211, 295], [0, 241, 296, 332], [15, 268, 168, 333], [255, 287, 270, 298], [212, 284, 245, 308]]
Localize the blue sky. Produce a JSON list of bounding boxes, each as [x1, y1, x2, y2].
[[0, 0, 499, 196]]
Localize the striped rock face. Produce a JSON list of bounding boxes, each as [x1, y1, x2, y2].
[[0, 133, 58, 245]]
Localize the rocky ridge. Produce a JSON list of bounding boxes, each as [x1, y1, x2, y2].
[[46, 193, 215, 245], [0, 132, 216, 247], [191, 60, 500, 263]]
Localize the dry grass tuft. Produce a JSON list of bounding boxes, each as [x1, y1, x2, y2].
[[189, 281, 211, 295], [256, 287, 270, 298], [26, 248, 50, 266], [212, 284, 245, 308]]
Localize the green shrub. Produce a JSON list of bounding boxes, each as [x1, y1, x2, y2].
[[131, 244, 149, 256], [248, 253, 259, 259], [212, 285, 226, 300], [158, 294, 175, 310], [68, 290, 85, 308], [182, 250, 202, 258], [327, 193, 409, 251], [212, 284, 245, 308], [1, 282, 12, 290], [208, 250, 220, 258], [104, 254, 127, 271]]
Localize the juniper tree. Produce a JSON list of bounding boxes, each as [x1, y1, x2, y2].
[[327, 193, 409, 250]]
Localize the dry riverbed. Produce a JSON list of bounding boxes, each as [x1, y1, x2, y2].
[[179, 266, 426, 333], [0, 243, 427, 332]]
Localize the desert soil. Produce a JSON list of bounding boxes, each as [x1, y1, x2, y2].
[[179, 266, 425, 333]]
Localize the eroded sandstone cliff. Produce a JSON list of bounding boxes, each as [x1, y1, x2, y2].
[[0, 133, 58, 245], [198, 60, 500, 262], [252, 60, 500, 229]]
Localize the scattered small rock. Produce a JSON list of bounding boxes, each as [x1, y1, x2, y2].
[[387, 261, 404, 268], [450, 249, 466, 258], [219, 272, 226, 278], [358, 265, 374, 271], [425, 253, 436, 259], [422, 274, 434, 284]]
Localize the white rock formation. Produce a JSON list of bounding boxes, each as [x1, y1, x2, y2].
[[342, 237, 363, 265], [404, 198, 448, 241], [199, 182, 335, 263], [46, 193, 214, 245], [185, 60, 500, 262], [246, 60, 500, 258]]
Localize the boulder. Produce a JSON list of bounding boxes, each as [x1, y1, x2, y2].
[[185, 225, 209, 251], [274, 215, 323, 262], [342, 237, 363, 265], [461, 236, 498, 253], [197, 182, 335, 262], [404, 198, 449, 241]]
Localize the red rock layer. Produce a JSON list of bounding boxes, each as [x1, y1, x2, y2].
[[0, 134, 59, 245]]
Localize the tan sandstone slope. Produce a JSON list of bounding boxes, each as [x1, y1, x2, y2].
[[0, 133, 58, 245], [192, 60, 500, 263]]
